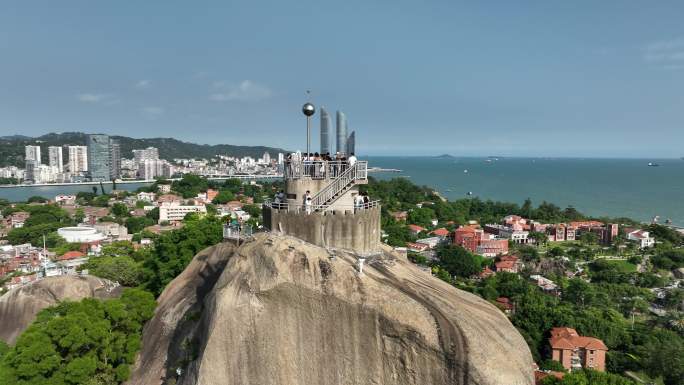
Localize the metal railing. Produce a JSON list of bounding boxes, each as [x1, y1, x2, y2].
[[223, 223, 253, 241], [264, 199, 380, 214], [284, 160, 368, 180], [309, 161, 361, 210]]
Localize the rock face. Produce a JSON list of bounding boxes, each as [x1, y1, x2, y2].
[[0, 275, 122, 344], [127, 242, 235, 385], [131, 234, 534, 385]]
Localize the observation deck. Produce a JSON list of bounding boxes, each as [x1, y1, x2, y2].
[[281, 159, 368, 211], [263, 159, 380, 255]]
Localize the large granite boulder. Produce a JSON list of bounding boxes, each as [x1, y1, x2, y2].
[[130, 234, 533, 385], [0, 275, 122, 344]]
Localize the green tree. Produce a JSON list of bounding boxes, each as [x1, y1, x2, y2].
[[80, 243, 144, 286], [529, 231, 549, 246], [0, 288, 156, 385], [141, 216, 223, 296], [125, 216, 155, 234], [437, 244, 482, 278], [538, 359, 566, 372], [212, 190, 235, 204], [26, 195, 48, 203], [579, 231, 599, 245], [111, 203, 130, 217], [407, 207, 435, 228]]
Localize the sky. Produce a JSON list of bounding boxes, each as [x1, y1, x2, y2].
[[0, 1, 683, 157]]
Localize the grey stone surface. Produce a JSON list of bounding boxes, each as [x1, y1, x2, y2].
[[131, 234, 534, 385], [264, 205, 381, 255], [0, 275, 121, 344]]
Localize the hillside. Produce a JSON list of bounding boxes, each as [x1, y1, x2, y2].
[[127, 234, 534, 385], [0, 132, 286, 167]]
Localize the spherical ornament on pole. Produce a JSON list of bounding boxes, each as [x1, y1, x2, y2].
[[302, 102, 315, 157], [302, 103, 315, 117]]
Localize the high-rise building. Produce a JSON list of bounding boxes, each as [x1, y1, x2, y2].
[[336, 110, 347, 154], [25, 145, 41, 164], [48, 146, 64, 173], [262, 152, 271, 164], [132, 147, 159, 163], [277, 153, 284, 165], [109, 139, 121, 180], [320, 107, 331, 155], [68, 146, 88, 173], [138, 159, 168, 180], [346, 131, 356, 155], [24, 145, 42, 183], [25, 160, 38, 182], [86, 134, 111, 181]]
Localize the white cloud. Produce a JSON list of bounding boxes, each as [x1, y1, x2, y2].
[[77, 93, 111, 103], [135, 80, 151, 89], [209, 80, 272, 102], [644, 37, 684, 70], [141, 106, 164, 118]]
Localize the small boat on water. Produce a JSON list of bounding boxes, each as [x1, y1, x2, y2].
[[648, 162, 660, 167], [463, 169, 468, 173], [467, 191, 473, 196]]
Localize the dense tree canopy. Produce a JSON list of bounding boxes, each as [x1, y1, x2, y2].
[[0, 288, 156, 385], [141, 215, 224, 296], [436, 244, 483, 278]]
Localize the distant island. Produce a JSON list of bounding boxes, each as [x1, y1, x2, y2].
[[435, 154, 456, 159], [0, 132, 286, 168]]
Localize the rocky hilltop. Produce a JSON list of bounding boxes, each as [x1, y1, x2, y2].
[[128, 234, 534, 385], [0, 275, 122, 344]]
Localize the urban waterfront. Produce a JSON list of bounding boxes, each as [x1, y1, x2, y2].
[[368, 156, 684, 226], [0, 182, 152, 202], [4, 156, 684, 226]]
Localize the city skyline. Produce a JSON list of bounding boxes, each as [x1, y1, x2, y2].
[[0, 1, 683, 157]]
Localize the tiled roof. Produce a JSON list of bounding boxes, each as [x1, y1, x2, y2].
[[58, 251, 85, 260], [549, 327, 608, 351]]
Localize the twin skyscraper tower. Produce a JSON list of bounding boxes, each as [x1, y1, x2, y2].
[[319, 108, 355, 155]]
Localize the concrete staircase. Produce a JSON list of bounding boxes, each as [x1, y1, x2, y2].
[[310, 161, 366, 211]]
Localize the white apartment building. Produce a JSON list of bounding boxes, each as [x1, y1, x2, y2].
[[55, 195, 77, 205], [25, 145, 41, 164], [27, 164, 58, 184], [138, 159, 173, 180], [133, 147, 160, 163], [137, 192, 156, 202], [48, 146, 64, 173], [0, 166, 24, 180], [158, 202, 207, 223], [627, 230, 656, 248], [68, 146, 88, 173]]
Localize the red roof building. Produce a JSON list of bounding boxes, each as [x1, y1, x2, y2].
[[406, 242, 430, 252], [495, 297, 514, 314], [408, 224, 426, 235], [453, 225, 482, 253], [494, 260, 517, 273], [549, 327, 607, 372], [57, 251, 86, 261], [206, 189, 219, 203], [479, 266, 495, 279], [390, 211, 408, 222], [534, 370, 565, 385], [431, 228, 450, 238]]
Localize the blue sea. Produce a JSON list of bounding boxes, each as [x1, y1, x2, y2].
[[2, 157, 683, 226], [366, 157, 684, 226]]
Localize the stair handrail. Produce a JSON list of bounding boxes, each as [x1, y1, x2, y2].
[[310, 162, 360, 209]]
